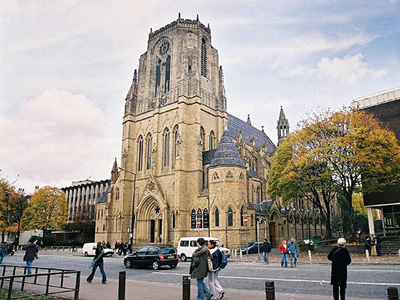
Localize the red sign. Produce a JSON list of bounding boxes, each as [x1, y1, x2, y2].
[[243, 216, 248, 225], [196, 219, 201, 227]]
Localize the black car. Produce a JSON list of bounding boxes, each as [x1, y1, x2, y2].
[[123, 246, 179, 270]]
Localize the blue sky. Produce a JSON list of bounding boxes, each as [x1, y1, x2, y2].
[[1, 0, 399, 192]]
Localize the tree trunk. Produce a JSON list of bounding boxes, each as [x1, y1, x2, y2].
[[347, 195, 356, 235], [325, 213, 333, 239]]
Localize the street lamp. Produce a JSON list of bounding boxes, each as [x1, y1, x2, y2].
[[118, 167, 136, 245]]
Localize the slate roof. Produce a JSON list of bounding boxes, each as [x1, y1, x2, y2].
[[210, 131, 246, 168], [202, 150, 216, 165], [97, 188, 110, 204], [227, 113, 276, 155], [252, 200, 274, 212]]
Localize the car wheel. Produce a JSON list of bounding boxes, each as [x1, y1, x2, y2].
[[170, 264, 177, 269], [84, 252, 88, 257], [125, 260, 132, 268], [180, 254, 187, 262], [152, 260, 161, 270]]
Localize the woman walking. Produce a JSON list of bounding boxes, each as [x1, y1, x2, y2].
[[278, 240, 288, 267], [328, 238, 351, 300], [23, 239, 38, 275], [87, 242, 107, 284], [208, 240, 225, 299]]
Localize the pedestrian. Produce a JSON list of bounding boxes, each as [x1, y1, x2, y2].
[[0, 243, 5, 264], [328, 238, 351, 300], [71, 240, 76, 252], [23, 238, 38, 275], [262, 238, 272, 264], [189, 238, 213, 300], [287, 237, 299, 268], [87, 242, 107, 284], [278, 240, 288, 267], [364, 235, 372, 256], [106, 241, 111, 249], [376, 235, 382, 257], [208, 240, 225, 299]]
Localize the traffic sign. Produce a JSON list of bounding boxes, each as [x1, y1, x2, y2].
[[196, 219, 201, 227], [243, 216, 248, 225]]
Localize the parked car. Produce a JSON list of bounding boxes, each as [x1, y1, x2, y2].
[[123, 246, 179, 270], [241, 242, 264, 254], [177, 237, 231, 261], [82, 243, 114, 257]]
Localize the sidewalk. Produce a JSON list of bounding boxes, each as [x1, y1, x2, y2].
[[77, 277, 379, 300]]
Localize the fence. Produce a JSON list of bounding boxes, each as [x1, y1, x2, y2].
[[0, 264, 80, 300]]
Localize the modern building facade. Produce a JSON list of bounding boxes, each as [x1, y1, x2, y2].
[[95, 16, 328, 248], [351, 87, 400, 236]]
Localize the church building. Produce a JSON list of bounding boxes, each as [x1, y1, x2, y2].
[[95, 15, 324, 248]]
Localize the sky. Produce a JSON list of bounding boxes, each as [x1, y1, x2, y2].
[[1, 0, 399, 193]]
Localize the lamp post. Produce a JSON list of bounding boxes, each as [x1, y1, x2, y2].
[[118, 167, 136, 245]]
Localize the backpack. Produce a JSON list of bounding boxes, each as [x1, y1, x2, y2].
[[219, 250, 227, 269]]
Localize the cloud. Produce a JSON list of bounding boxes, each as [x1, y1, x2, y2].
[[316, 54, 387, 84], [0, 89, 120, 191]]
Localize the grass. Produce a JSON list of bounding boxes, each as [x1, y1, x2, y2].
[[0, 289, 65, 299]]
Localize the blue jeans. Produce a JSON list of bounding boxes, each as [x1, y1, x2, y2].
[[263, 252, 270, 264], [289, 252, 297, 267], [196, 278, 212, 300], [26, 260, 33, 275], [280, 253, 288, 267], [87, 262, 107, 283]]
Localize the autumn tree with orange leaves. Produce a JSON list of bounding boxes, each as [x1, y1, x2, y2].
[[269, 109, 400, 236]]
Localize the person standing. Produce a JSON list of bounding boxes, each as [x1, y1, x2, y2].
[[328, 238, 351, 300], [87, 242, 107, 284], [24, 239, 38, 275], [189, 238, 213, 300], [0, 243, 5, 264], [287, 237, 299, 268], [208, 240, 224, 299], [278, 240, 288, 267], [262, 239, 272, 264]]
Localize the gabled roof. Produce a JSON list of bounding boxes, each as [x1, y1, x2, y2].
[[210, 131, 245, 168], [227, 113, 276, 155]]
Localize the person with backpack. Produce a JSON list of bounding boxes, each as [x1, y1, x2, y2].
[[207, 240, 225, 299], [86, 242, 107, 284], [262, 239, 272, 264]]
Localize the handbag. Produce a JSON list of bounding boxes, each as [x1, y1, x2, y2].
[[207, 256, 213, 272]]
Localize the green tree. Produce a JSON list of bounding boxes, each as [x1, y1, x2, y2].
[[23, 186, 68, 239]]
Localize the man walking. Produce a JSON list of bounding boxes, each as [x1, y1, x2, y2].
[[328, 238, 351, 300], [262, 239, 272, 264], [190, 238, 213, 300], [24, 239, 38, 275], [287, 237, 299, 268]]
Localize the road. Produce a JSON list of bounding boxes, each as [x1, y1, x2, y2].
[[4, 251, 400, 299]]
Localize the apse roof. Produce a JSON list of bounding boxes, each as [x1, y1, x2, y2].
[[210, 131, 245, 168]]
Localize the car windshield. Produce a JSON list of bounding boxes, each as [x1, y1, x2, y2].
[[161, 247, 176, 254]]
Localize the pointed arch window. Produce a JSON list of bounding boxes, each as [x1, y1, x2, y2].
[[240, 207, 244, 226], [155, 60, 161, 95], [228, 208, 233, 227], [226, 171, 233, 180], [256, 186, 261, 203], [116, 188, 120, 200], [201, 38, 207, 77], [173, 125, 179, 160], [163, 128, 170, 167], [209, 131, 215, 150], [172, 211, 176, 229], [191, 209, 196, 228], [215, 207, 220, 227], [213, 172, 220, 181], [146, 134, 152, 170], [203, 208, 209, 228], [239, 173, 244, 180], [200, 127, 205, 150], [197, 208, 203, 228], [164, 55, 171, 93]]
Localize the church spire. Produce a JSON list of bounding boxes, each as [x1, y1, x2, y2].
[[111, 158, 118, 183], [277, 106, 289, 145], [247, 114, 252, 125]]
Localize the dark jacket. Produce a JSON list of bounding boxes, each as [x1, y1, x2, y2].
[[93, 247, 104, 264], [327, 246, 351, 288], [189, 246, 209, 279], [24, 243, 38, 262], [210, 247, 222, 271], [263, 241, 272, 253]]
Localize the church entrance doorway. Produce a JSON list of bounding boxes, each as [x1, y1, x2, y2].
[[136, 196, 164, 245]]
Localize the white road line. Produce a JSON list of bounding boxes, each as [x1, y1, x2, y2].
[[154, 272, 400, 286]]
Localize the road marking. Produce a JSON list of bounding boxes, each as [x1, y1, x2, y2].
[[154, 272, 400, 286]]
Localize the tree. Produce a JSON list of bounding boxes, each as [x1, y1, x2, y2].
[[23, 186, 68, 238], [65, 203, 95, 243], [270, 108, 400, 236]]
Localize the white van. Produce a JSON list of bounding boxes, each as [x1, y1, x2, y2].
[[177, 237, 230, 261], [82, 243, 114, 257]]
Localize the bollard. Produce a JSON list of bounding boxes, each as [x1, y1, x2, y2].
[[240, 249, 243, 261], [182, 276, 191, 300], [365, 249, 370, 262], [265, 281, 275, 300], [118, 271, 126, 300], [388, 287, 399, 300], [234, 249, 237, 258], [398, 249, 400, 259], [308, 250, 312, 263]]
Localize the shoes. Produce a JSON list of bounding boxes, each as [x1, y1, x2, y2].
[[102, 281, 107, 284], [86, 279, 91, 283], [206, 294, 214, 300], [220, 290, 225, 299]]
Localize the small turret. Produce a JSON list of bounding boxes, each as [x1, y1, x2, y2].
[[247, 114, 252, 125], [111, 158, 118, 183], [277, 106, 289, 145]]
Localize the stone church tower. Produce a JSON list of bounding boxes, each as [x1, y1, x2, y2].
[[95, 15, 327, 249]]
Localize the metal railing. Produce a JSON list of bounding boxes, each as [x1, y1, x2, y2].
[[0, 264, 80, 300]]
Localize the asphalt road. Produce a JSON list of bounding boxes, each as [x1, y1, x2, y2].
[[4, 251, 400, 299]]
